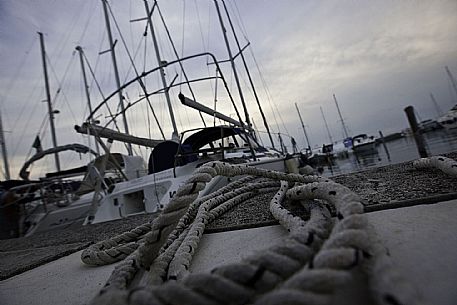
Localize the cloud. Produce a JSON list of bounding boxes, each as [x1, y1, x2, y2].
[[1, 0, 457, 177], [233, 0, 457, 148]]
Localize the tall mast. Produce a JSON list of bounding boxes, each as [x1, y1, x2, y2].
[[445, 66, 457, 101], [214, 0, 251, 132], [320, 106, 333, 144], [38, 32, 61, 172], [221, 0, 274, 148], [143, 0, 178, 140], [76, 46, 100, 155], [0, 109, 10, 180], [429, 93, 442, 118], [101, 0, 132, 155], [333, 94, 349, 139], [295, 103, 311, 151]]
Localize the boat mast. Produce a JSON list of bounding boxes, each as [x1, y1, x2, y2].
[[143, 0, 178, 140], [220, 0, 275, 149], [38, 32, 61, 172], [213, 0, 251, 132], [0, 109, 10, 180], [445, 66, 457, 101], [333, 94, 349, 139], [76, 46, 100, 155], [295, 103, 311, 152], [429, 93, 442, 118], [101, 0, 133, 155], [320, 106, 333, 144]]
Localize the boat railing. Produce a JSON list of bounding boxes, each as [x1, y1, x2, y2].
[[86, 52, 242, 130]]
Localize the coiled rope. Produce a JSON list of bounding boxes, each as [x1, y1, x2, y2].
[[82, 160, 426, 305], [413, 155, 457, 176]]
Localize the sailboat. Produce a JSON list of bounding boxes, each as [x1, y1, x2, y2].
[[332, 94, 377, 154], [75, 0, 299, 224], [0, 0, 301, 234], [437, 66, 457, 131], [0, 31, 150, 238]]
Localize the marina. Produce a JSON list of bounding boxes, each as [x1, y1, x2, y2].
[[1, 153, 457, 305], [322, 130, 457, 176], [1, 1, 457, 305]]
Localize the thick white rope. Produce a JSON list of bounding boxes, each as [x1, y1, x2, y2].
[[413, 155, 457, 176], [255, 182, 424, 305], [83, 160, 425, 305]]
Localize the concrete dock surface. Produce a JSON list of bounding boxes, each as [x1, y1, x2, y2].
[[1, 155, 457, 304], [1, 199, 457, 305]]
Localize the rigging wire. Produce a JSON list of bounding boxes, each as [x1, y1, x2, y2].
[[121, 33, 147, 84], [87, 24, 107, 104], [155, 2, 206, 126], [179, 0, 186, 89], [231, 1, 285, 138], [46, 53, 78, 124], [82, 49, 123, 135], [194, 0, 216, 99], [8, 39, 41, 132], [10, 84, 42, 160], [206, 1, 212, 53], [46, 51, 83, 171], [0, 38, 37, 109], [107, 0, 165, 139], [16, 47, 79, 168], [77, 0, 98, 44], [83, 53, 106, 100], [9, 2, 93, 178], [248, 47, 282, 135], [48, 0, 87, 65], [231, 1, 249, 41]]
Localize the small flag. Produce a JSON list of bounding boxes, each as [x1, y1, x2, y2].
[[32, 135, 43, 153]]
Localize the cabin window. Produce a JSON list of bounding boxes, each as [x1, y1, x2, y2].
[[121, 190, 145, 216]]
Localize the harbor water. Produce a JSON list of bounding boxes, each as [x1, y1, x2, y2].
[[322, 130, 457, 176]]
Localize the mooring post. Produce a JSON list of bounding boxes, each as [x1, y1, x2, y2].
[[404, 106, 428, 158], [378, 130, 391, 161]]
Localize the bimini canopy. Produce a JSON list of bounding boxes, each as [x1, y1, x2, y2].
[[19, 144, 98, 180], [182, 126, 245, 151], [148, 126, 249, 174]]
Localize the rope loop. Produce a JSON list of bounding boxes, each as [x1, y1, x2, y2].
[[413, 155, 457, 176], [83, 160, 428, 305]]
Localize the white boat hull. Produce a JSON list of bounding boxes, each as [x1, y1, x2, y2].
[[89, 156, 293, 224], [353, 142, 376, 152]]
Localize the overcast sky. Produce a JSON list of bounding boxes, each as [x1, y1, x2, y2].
[[1, 0, 457, 179]]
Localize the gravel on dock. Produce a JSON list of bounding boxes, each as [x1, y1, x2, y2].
[[1, 152, 457, 280]]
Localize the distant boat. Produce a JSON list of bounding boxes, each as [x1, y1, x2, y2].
[[306, 143, 334, 166], [437, 105, 457, 131], [377, 132, 405, 143], [437, 67, 457, 131], [351, 134, 377, 153], [418, 119, 443, 133]]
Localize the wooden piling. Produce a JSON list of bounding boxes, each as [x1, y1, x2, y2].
[[404, 106, 428, 158]]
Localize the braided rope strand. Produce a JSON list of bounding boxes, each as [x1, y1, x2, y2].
[[413, 155, 457, 176], [84, 160, 427, 305]]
